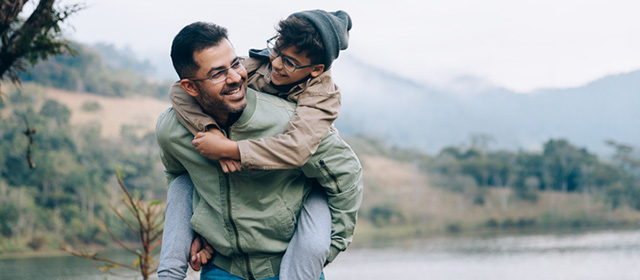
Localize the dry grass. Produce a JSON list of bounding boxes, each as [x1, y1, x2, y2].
[[43, 88, 170, 138]]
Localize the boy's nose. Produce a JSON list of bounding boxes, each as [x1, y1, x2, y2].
[[271, 56, 284, 70]]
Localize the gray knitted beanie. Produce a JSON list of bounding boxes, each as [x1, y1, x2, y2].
[[291, 10, 352, 70]]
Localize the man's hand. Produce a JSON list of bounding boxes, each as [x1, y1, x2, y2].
[[192, 129, 231, 160], [189, 235, 215, 271]]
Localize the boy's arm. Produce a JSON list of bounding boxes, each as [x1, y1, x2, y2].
[[238, 76, 341, 170], [300, 130, 363, 263], [169, 81, 221, 135]]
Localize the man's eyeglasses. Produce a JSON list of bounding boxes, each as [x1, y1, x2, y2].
[[267, 36, 318, 73], [187, 57, 245, 84]]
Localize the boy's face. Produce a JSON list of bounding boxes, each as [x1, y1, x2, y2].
[[269, 45, 324, 86]]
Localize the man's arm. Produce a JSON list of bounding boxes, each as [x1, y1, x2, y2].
[[300, 131, 363, 263], [156, 108, 188, 184]]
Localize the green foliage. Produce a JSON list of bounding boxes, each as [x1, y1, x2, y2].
[[81, 101, 102, 112], [40, 99, 70, 125], [0, 0, 83, 84], [0, 86, 166, 254], [0, 202, 18, 237], [20, 42, 171, 99], [368, 204, 404, 227], [427, 138, 640, 210], [64, 174, 164, 280]]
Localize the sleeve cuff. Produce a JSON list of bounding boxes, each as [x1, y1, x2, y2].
[[327, 245, 341, 263]]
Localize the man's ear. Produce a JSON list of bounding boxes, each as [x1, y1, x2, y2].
[[180, 79, 200, 97], [309, 64, 325, 78]]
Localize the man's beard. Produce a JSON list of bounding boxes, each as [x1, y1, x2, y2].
[[195, 81, 246, 117]]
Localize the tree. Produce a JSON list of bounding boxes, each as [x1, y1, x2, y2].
[[0, 0, 82, 85], [64, 172, 164, 280]]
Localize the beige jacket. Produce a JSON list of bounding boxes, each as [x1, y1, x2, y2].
[[169, 56, 341, 169]]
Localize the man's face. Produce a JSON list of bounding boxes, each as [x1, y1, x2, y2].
[[269, 45, 321, 86], [188, 39, 248, 122]]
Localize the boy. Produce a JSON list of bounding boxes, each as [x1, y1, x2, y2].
[[158, 10, 352, 280]]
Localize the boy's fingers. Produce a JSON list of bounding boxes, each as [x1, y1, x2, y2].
[[201, 250, 210, 263], [220, 162, 230, 173], [227, 162, 237, 173], [220, 159, 242, 173], [233, 161, 242, 172]]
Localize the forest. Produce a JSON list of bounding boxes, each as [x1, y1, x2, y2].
[[1, 42, 640, 254]]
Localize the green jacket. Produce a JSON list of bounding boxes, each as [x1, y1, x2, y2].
[[156, 88, 363, 279]]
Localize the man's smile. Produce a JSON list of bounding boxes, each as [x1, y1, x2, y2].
[[223, 85, 245, 101]]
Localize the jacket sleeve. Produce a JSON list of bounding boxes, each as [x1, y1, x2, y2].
[[300, 132, 363, 263], [169, 82, 220, 135], [156, 109, 188, 185], [237, 74, 341, 170]]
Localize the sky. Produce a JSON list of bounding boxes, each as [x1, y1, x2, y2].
[[48, 0, 640, 92]]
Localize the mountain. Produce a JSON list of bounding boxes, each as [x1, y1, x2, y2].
[[331, 55, 640, 155]]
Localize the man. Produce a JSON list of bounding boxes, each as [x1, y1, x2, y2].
[[156, 22, 363, 280]]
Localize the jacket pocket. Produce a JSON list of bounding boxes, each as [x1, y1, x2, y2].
[[273, 198, 296, 240], [315, 143, 362, 194]]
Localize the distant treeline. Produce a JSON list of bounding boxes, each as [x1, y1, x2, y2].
[[349, 134, 640, 232], [19, 42, 172, 99], [426, 138, 640, 208]]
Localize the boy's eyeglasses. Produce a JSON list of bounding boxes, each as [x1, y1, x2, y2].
[[267, 36, 319, 73], [187, 57, 245, 84]]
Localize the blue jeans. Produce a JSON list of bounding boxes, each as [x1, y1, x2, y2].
[[200, 264, 325, 280]]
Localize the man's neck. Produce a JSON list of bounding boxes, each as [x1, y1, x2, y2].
[[211, 111, 241, 129]]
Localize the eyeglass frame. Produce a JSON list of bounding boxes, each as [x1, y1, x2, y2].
[[266, 36, 320, 73], [186, 57, 246, 84]]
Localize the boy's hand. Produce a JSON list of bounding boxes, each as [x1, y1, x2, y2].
[[219, 158, 242, 173], [189, 235, 215, 271], [192, 130, 231, 160]]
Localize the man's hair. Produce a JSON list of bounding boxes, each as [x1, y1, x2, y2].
[[171, 22, 229, 79], [276, 16, 325, 65]]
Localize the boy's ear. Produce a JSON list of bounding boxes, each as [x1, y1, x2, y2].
[[180, 79, 200, 97], [309, 64, 325, 78]]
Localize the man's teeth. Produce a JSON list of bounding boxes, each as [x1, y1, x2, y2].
[[228, 88, 240, 94]]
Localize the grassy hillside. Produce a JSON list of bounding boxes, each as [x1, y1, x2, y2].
[[43, 86, 170, 138]]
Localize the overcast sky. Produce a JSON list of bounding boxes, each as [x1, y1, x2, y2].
[[52, 0, 640, 92]]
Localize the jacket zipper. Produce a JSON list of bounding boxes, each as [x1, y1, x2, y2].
[[224, 153, 254, 279], [319, 159, 340, 192]]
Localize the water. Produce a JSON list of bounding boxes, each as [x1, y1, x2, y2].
[[2, 229, 640, 280], [324, 229, 640, 280]]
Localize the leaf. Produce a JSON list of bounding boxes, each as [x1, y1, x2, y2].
[[132, 258, 140, 267]]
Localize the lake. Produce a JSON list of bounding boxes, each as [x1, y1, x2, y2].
[[2, 229, 640, 280]]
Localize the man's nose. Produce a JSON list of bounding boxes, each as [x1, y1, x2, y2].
[[226, 68, 242, 83]]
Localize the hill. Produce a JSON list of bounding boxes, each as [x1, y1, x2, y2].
[[43, 87, 170, 138]]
